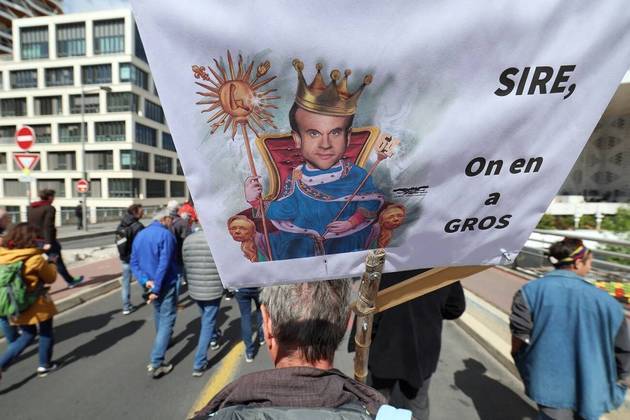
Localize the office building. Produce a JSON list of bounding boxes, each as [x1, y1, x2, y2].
[[1, 0, 63, 55]]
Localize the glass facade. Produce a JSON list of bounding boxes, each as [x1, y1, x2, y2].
[[4, 180, 28, 197], [85, 151, 113, 170], [162, 132, 176, 151], [154, 155, 172, 174], [37, 179, 65, 197], [146, 179, 166, 198], [10, 69, 37, 88], [32, 125, 52, 144], [58, 123, 86, 143], [145, 100, 165, 123], [47, 151, 76, 171], [108, 178, 140, 198], [120, 150, 149, 171], [135, 123, 156, 147], [0, 153, 6, 171], [0, 98, 27, 117], [119, 63, 148, 90], [45, 67, 74, 87], [95, 121, 125, 142], [93, 19, 124, 55], [170, 181, 186, 197], [70, 94, 99, 114], [107, 92, 138, 112], [34, 96, 62, 115], [82, 64, 112, 84], [21, 26, 49, 60], [0, 126, 15, 144], [176, 159, 184, 175], [56, 23, 86, 57]]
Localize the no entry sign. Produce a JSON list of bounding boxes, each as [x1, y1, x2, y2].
[[76, 179, 89, 194], [15, 126, 35, 150]]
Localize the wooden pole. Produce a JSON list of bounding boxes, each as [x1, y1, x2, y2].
[[353, 248, 386, 383]]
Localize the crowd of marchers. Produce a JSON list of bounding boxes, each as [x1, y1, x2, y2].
[[0, 192, 628, 420]]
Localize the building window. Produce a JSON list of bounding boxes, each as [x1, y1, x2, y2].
[[47, 151, 76, 170], [135, 123, 156, 147], [94, 19, 124, 55], [95, 121, 125, 142], [85, 151, 113, 170], [0, 153, 6, 170], [58, 123, 86, 143], [107, 92, 138, 112], [82, 64, 112, 84], [20, 26, 48, 60], [56, 22, 85, 57], [34, 96, 62, 115], [1, 98, 27, 117], [119, 63, 148, 89], [45, 67, 73, 87], [162, 132, 176, 151], [10, 69, 37, 88], [145, 100, 164, 123], [108, 178, 140, 198], [176, 159, 184, 175], [4, 180, 28, 196], [154, 155, 172, 174], [146, 179, 166, 198], [0, 126, 16, 144], [32, 125, 52, 143], [70, 94, 99, 113], [37, 179, 65, 197], [120, 150, 149, 171], [72, 179, 102, 198], [170, 181, 185, 198]]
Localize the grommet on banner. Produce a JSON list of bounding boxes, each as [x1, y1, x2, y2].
[[500, 248, 513, 264]]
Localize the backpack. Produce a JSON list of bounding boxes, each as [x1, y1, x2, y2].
[[0, 261, 39, 319]]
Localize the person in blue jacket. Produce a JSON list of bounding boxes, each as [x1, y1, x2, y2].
[[510, 238, 629, 420], [131, 209, 180, 379]]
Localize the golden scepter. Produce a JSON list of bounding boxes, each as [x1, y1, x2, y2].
[[192, 51, 279, 260]]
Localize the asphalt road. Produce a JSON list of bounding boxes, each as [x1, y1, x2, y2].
[[60, 234, 116, 250], [0, 285, 536, 420]]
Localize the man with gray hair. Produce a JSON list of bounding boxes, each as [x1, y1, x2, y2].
[[194, 279, 388, 419]]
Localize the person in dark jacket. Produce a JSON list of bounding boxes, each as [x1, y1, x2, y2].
[[166, 200, 190, 288], [116, 204, 145, 314], [366, 269, 466, 420], [131, 209, 180, 378], [27, 189, 83, 288], [182, 226, 223, 376], [194, 279, 396, 420], [74, 202, 83, 230]]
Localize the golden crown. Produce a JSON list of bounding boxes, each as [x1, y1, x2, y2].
[[292, 59, 372, 117]]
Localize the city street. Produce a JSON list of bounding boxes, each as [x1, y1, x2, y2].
[[0, 281, 537, 420]]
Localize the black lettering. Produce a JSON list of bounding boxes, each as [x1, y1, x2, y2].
[[478, 216, 497, 230], [465, 157, 486, 177], [550, 65, 575, 94], [461, 218, 478, 231], [494, 67, 519, 96], [495, 214, 512, 229], [527, 66, 554, 95], [516, 67, 530, 95], [484, 193, 500, 206], [444, 219, 461, 233], [485, 159, 503, 176], [525, 157, 543, 173], [510, 158, 526, 174], [563, 84, 576, 99]]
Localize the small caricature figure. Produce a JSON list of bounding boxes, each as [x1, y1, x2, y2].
[[227, 215, 268, 262]]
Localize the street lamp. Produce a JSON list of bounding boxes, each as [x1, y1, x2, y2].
[[80, 85, 112, 232]]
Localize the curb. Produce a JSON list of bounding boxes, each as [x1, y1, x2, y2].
[[58, 229, 116, 243]]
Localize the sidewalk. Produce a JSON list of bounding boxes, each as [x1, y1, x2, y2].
[[57, 218, 153, 241]]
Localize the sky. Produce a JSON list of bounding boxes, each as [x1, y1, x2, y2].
[[64, 0, 130, 13]]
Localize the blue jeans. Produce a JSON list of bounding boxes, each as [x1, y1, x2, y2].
[[0, 316, 18, 343], [120, 262, 140, 311], [0, 318, 54, 369], [236, 289, 263, 357], [150, 284, 177, 367], [47, 240, 75, 285], [193, 299, 221, 370]]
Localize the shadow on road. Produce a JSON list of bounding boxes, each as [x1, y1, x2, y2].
[[452, 358, 536, 420], [0, 372, 37, 395]]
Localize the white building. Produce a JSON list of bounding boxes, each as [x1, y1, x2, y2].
[[0, 9, 188, 225], [0, 1, 63, 55]]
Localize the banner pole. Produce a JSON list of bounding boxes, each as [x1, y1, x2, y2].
[[353, 248, 386, 383]]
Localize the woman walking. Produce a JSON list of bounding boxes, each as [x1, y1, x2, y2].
[[0, 223, 59, 379]]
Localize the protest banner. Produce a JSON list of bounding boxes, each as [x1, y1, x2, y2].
[[132, 0, 630, 288]]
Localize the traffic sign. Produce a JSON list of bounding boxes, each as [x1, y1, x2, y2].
[[15, 126, 35, 150], [14, 153, 40, 171], [76, 179, 89, 194]]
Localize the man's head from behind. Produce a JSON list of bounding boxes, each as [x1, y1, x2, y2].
[[38, 189, 56, 203], [260, 279, 351, 369], [127, 204, 144, 220], [153, 209, 173, 229]]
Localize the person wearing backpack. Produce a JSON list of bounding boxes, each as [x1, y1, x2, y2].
[[0, 223, 59, 379], [116, 204, 145, 315]]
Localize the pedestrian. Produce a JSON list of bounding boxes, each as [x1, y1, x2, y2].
[[235, 287, 264, 363], [0, 207, 10, 238], [193, 279, 400, 420], [510, 238, 630, 420], [27, 189, 83, 288], [0, 223, 59, 380], [166, 200, 190, 288], [365, 270, 466, 420], [130, 209, 180, 378], [115, 204, 145, 315], [178, 199, 198, 224], [0, 208, 18, 343], [75, 202, 83, 230], [182, 225, 223, 377]]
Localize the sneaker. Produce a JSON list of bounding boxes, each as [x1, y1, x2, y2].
[[192, 363, 208, 377], [67, 275, 84, 289], [122, 308, 133, 315], [245, 354, 254, 363], [146, 364, 154, 373], [210, 340, 219, 350], [259, 337, 265, 346], [224, 291, 234, 301], [151, 363, 173, 378], [37, 362, 59, 377]]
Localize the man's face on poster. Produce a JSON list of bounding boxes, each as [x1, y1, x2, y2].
[[292, 107, 352, 170], [229, 218, 254, 242]]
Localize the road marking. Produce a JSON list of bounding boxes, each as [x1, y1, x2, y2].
[[187, 341, 245, 418]]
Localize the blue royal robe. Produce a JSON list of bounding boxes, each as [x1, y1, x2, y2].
[[266, 160, 384, 260]]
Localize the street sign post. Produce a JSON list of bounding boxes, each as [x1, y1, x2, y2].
[[15, 126, 35, 150], [76, 179, 89, 194]]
